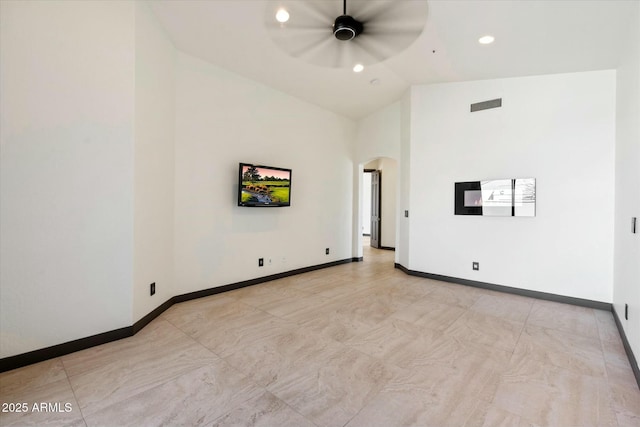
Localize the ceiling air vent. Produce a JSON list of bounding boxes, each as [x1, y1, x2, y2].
[[470, 98, 502, 112]]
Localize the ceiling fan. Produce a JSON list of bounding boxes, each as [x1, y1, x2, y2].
[[266, 0, 428, 69]]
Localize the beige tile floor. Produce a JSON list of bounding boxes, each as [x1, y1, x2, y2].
[[1, 246, 639, 427]]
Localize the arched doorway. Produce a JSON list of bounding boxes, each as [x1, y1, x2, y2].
[[358, 157, 398, 256]]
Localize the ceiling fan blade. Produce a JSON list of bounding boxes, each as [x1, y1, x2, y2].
[[358, 1, 428, 59], [354, 0, 428, 23], [266, 1, 334, 63], [271, 29, 331, 59], [289, 33, 336, 59], [351, 37, 396, 64], [295, 36, 381, 69], [301, 1, 341, 23], [363, 25, 425, 53], [364, 26, 424, 37], [265, 0, 428, 69], [349, 0, 401, 22], [266, 20, 330, 32], [363, 14, 427, 33], [297, 37, 349, 68], [265, 1, 333, 30]]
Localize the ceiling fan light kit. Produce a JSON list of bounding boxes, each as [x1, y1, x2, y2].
[[333, 15, 363, 41]]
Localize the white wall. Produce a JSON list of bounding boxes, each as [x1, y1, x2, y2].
[[0, 1, 135, 358], [173, 53, 355, 295], [614, 3, 640, 359], [378, 158, 398, 249], [408, 71, 616, 302], [398, 93, 412, 267], [133, 2, 176, 322], [356, 102, 401, 162]]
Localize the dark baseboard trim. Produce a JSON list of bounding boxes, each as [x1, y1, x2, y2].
[[174, 258, 355, 304], [379, 246, 396, 251], [1, 257, 357, 373], [394, 263, 611, 311], [352, 256, 363, 262], [132, 298, 175, 335], [611, 306, 640, 389], [0, 326, 132, 373]]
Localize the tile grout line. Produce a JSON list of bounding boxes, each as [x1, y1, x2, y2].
[[273, 390, 323, 427], [510, 299, 535, 359], [60, 357, 88, 427], [161, 299, 326, 426]]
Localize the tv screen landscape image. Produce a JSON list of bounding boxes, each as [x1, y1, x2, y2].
[[238, 163, 291, 207]]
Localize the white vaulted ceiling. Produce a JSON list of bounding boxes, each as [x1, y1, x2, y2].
[[149, 0, 637, 120]]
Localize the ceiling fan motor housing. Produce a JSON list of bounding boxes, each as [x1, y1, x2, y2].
[[333, 15, 363, 40]]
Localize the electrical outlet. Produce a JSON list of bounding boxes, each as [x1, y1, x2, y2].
[[472, 262, 479, 271], [268, 258, 272, 265], [326, 248, 330, 255], [150, 282, 156, 296], [258, 258, 264, 267], [625, 303, 629, 320]]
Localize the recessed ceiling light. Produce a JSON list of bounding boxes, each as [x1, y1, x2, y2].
[[353, 64, 364, 73], [275, 8, 290, 23], [478, 35, 495, 45]]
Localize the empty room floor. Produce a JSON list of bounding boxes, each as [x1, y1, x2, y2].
[[1, 247, 639, 427]]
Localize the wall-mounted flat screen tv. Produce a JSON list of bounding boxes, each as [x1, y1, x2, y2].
[[455, 179, 536, 216], [238, 163, 291, 207]]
